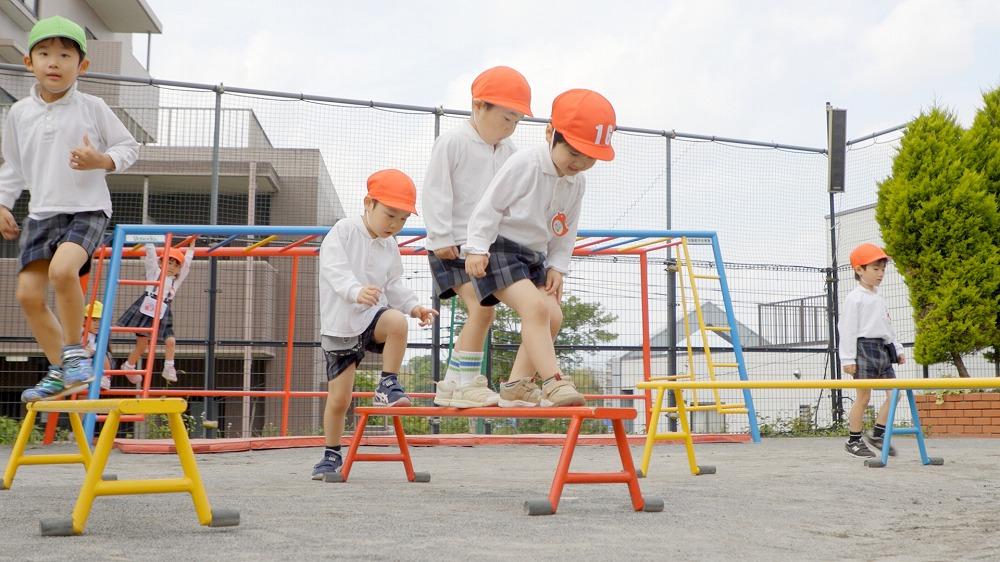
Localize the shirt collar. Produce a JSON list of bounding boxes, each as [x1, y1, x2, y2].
[[349, 214, 390, 246], [30, 82, 78, 107]]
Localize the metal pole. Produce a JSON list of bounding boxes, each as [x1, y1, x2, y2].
[[141, 176, 149, 223], [241, 161, 256, 437], [145, 32, 151, 72], [665, 135, 678, 431], [204, 86, 223, 438], [429, 111, 442, 434], [828, 192, 843, 424]]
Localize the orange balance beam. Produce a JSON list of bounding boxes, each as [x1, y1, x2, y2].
[[331, 406, 663, 516]]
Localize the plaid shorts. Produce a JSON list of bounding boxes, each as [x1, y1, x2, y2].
[[854, 338, 896, 379], [118, 293, 175, 341], [19, 211, 108, 275], [470, 236, 548, 306], [427, 249, 472, 299], [322, 308, 388, 381]]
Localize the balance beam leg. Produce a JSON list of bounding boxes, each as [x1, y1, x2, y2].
[[2, 409, 38, 490], [546, 416, 583, 513], [168, 412, 213, 526], [69, 410, 120, 535], [613, 419, 645, 511], [674, 388, 706, 475], [391, 416, 418, 482], [639, 387, 665, 478], [338, 413, 369, 482], [68, 413, 93, 469]]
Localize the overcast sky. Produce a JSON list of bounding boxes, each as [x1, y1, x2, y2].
[[137, 0, 1000, 147]]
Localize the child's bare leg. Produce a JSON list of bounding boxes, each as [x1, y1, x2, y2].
[[507, 291, 563, 382], [324, 366, 356, 447], [373, 309, 408, 373], [453, 283, 494, 354], [848, 387, 871, 433], [16, 261, 62, 365], [164, 336, 176, 361], [127, 337, 150, 365], [48, 242, 89, 347], [875, 390, 894, 426], [495, 280, 557, 377]]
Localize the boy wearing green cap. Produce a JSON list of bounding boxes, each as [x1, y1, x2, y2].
[[0, 16, 139, 402]]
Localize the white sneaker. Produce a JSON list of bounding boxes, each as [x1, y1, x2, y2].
[[162, 364, 178, 383], [434, 379, 456, 407], [449, 375, 500, 408], [123, 362, 143, 385], [100, 375, 111, 390], [498, 378, 543, 407]]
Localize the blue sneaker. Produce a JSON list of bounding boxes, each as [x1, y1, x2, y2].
[[373, 374, 411, 407], [21, 366, 66, 402], [311, 451, 343, 480], [62, 355, 95, 394]]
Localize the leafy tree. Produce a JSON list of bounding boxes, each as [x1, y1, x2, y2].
[[876, 107, 1000, 376], [963, 87, 1000, 374]]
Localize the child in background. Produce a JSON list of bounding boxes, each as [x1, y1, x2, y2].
[[839, 243, 906, 458], [118, 243, 195, 384], [464, 89, 617, 407], [82, 300, 114, 390], [422, 66, 532, 408], [0, 16, 139, 402], [313, 169, 437, 479]]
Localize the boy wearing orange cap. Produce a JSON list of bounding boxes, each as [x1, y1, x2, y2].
[[314, 169, 437, 480], [118, 243, 195, 384], [422, 66, 532, 408], [838, 243, 906, 458], [465, 89, 616, 407], [2, 16, 139, 402]]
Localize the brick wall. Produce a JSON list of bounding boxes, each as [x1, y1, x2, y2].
[[914, 392, 1000, 436]]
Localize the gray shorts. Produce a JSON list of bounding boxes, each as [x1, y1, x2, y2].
[[19, 211, 108, 275], [854, 338, 897, 380], [470, 236, 548, 306], [322, 308, 388, 381]]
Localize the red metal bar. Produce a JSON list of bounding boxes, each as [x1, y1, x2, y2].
[[281, 256, 299, 436], [277, 235, 318, 253], [392, 415, 417, 481], [355, 406, 636, 420], [639, 251, 653, 431], [573, 236, 615, 251], [338, 413, 369, 481], [641, 239, 683, 253], [547, 415, 582, 512], [563, 472, 632, 484], [396, 235, 425, 248], [613, 418, 645, 510], [117, 278, 161, 286]]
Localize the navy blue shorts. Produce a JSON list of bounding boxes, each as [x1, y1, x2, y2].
[[470, 236, 548, 306], [323, 308, 388, 381], [854, 338, 896, 379], [18, 211, 108, 275], [427, 250, 471, 300]]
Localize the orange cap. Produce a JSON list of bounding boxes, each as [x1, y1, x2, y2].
[[367, 169, 418, 214], [551, 89, 617, 161], [471, 66, 533, 117], [167, 248, 185, 264], [850, 243, 888, 268]]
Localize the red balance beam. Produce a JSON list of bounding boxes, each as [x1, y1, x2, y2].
[[329, 406, 663, 516]]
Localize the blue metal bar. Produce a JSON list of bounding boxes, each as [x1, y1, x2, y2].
[[208, 234, 241, 252], [906, 389, 935, 464], [711, 234, 761, 443]]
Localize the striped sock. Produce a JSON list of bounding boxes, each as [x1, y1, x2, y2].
[[446, 350, 484, 387]]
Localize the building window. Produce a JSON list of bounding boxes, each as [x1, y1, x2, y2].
[[16, 0, 38, 17]]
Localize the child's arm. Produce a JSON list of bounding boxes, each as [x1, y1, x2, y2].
[[546, 182, 585, 276], [0, 117, 25, 239], [174, 246, 196, 288], [319, 224, 366, 304], [464, 162, 530, 256], [95, 102, 140, 173], [382, 248, 420, 316], [143, 244, 160, 281], [837, 293, 859, 371], [422, 137, 457, 254]]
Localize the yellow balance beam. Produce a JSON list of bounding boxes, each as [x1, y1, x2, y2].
[[28, 398, 187, 416], [638, 377, 1000, 391]]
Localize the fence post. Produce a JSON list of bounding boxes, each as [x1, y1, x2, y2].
[[203, 85, 223, 438], [664, 134, 678, 431], [430, 109, 442, 434]]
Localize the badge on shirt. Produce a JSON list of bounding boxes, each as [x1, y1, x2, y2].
[[550, 211, 569, 237]]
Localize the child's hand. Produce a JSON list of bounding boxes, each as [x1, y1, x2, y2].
[[0, 206, 19, 240], [70, 135, 114, 171], [898, 354, 906, 365], [544, 269, 564, 300], [410, 305, 439, 327], [842, 364, 857, 376], [434, 246, 459, 260], [356, 286, 382, 306], [465, 254, 489, 278]]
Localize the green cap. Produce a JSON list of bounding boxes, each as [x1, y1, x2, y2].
[[29, 16, 87, 56]]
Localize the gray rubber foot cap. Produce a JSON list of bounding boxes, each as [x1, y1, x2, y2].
[[412, 471, 431, 483], [927, 457, 945, 466], [523, 499, 554, 516], [697, 465, 716, 475], [323, 472, 345, 483], [864, 459, 885, 468], [102, 473, 117, 481], [636, 470, 645, 479], [209, 509, 240, 527], [40, 518, 77, 536], [642, 496, 665, 512]]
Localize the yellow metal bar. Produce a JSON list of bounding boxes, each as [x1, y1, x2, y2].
[[637, 377, 1000, 391], [72, 409, 121, 535], [29, 398, 187, 415], [693, 274, 720, 280], [16, 454, 87, 466], [713, 363, 740, 368], [661, 404, 746, 413], [619, 236, 668, 252], [649, 374, 695, 381], [68, 412, 93, 468], [94, 478, 193, 496], [704, 326, 731, 332], [2, 409, 37, 489], [244, 234, 278, 252], [650, 432, 693, 440], [169, 412, 214, 525], [639, 386, 666, 477], [673, 388, 702, 475]]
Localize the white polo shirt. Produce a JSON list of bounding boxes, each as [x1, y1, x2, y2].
[[465, 144, 585, 274], [0, 83, 139, 218], [421, 120, 516, 252], [838, 284, 904, 366], [319, 215, 421, 337]]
